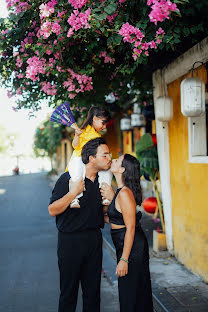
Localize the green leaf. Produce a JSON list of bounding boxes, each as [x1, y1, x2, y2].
[[190, 27, 197, 34], [182, 27, 190, 36], [95, 13, 107, 21], [104, 3, 117, 15], [136, 133, 154, 156], [93, 8, 102, 13]]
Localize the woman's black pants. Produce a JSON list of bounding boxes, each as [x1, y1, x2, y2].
[[111, 226, 153, 312], [57, 229, 102, 312]]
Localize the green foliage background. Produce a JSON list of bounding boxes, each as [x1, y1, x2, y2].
[[34, 120, 63, 168]]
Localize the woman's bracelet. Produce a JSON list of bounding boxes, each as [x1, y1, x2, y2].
[[120, 257, 129, 263]]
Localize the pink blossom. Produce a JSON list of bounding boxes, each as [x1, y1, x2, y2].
[[39, 21, 52, 39], [56, 66, 65, 72], [46, 49, 53, 55], [16, 87, 22, 95], [1, 29, 9, 35], [39, 2, 55, 19], [132, 48, 142, 60], [13, 51, 19, 57], [49, 58, 55, 65], [26, 56, 46, 81], [68, 0, 88, 9], [57, 10, 67, 18], [107, 11, 118, 23], [141, 42, 149, 50], [155, 38, 162, 44], [9, 1, 30, 15], [16, 56, 23, 68], [17, 73, 24, 78], [40, 81, 57, 95], [54, 52, 61, 59], [63, 69, 93, 98], [119, 22, 144, 44], [31, 21, 37, 28], [7, 90, 13, 98], [99, 51, 115, 64], [51, 22, 61, 35], [69, 93, 76, 99], [67, 28, 74, 38], [149, 40, 157, 49], [67, 8, 91, 36], [156, 27, 165, 36], [147, 0, 179, 25]]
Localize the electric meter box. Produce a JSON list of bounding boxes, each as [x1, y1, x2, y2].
[[181, 78, 205, 117]]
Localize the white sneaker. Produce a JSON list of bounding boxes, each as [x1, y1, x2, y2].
[[70, 198, 80, 208], [102, 198, 111, 205]]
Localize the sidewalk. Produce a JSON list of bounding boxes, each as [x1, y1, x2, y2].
[[102, 223, 208, 312]]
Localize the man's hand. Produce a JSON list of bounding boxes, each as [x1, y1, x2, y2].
[[69, 178, 85, 197], [100, 182, 114, 202]]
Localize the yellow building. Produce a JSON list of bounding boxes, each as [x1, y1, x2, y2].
[[153, 37, 208, 282]]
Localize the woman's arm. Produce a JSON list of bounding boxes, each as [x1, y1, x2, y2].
[[72, 128, 83, 148], [48, 178, 85, 217], [116, 189, 136, 277]]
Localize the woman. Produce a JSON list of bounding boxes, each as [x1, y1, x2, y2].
[[101, 154, 153, 312]]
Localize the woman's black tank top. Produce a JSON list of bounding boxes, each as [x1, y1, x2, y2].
[[107, 188, 142, 226]]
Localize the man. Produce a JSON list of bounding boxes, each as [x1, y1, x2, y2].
[[48, 137, 111, 312]]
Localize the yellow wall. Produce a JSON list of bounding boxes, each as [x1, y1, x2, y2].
[[123, 131, 133, 155], [122, 128, 146, 156], [104, 119, 120, 159], [56, 139, 73, 172], [168, 65, 208, 281]]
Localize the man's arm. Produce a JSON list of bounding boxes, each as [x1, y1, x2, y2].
[[48, 178, 85, 217]]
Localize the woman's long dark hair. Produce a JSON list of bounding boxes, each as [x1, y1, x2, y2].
[[81, 106, 111, 129], [121, 154, 142, 205]]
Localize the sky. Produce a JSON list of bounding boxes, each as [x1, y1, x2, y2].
[[0, 0, 53, 156]]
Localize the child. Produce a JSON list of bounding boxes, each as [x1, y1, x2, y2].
[[66, 106, 112, 208]]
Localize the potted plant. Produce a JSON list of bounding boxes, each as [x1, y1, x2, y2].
[[136, 133, 166, 252]]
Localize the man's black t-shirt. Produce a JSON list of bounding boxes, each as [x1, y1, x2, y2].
[[49, 172, 104, 232]]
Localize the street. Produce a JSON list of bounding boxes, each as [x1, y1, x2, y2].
[[0, 173, 119, 312], [0, 173, 59, 312]]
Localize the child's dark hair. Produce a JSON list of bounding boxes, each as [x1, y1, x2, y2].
[[121, 154, 142, 206], [81, 106, 111, 129]]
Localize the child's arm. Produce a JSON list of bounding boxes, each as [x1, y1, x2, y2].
[[72, 128, 83, 148]]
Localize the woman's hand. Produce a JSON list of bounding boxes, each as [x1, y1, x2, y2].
[[100, 182, 115, 202], [75, 128, 83, 136], [116, 260, 128, 277]]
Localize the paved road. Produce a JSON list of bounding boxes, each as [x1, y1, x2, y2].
[[0, 173, 119, 312]]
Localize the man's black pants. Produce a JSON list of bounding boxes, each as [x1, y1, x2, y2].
[[57, 229, 102, 312]]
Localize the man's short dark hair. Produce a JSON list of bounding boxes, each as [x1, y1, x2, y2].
[[81, 137, 106, 164]]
